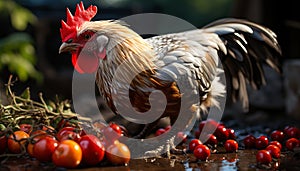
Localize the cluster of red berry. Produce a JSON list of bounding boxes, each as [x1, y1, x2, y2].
[[189, 119, 239, 160], [244, 126, 300, 165]]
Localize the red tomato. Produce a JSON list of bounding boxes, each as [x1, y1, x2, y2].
[[7, 130, 29, 153], [155, 128, 166, 136], [189, 139, 202, 152], [27, 130, 49, 157], [269, 141, 282, 150], [255, 136, 269, 149], [204, 134, 218, 147], [224, 139, 238, 153], [56, 127, 81, 142], [33, 136, 58, 162], [165, 125, 172, 131], [193, 144, 210, 161], [106, 141, 130, 165], [19, 124, 32, 134], [285, 138, 299, 151], [243, 135, 256, 149], [52, 140, 82, 168], [78, 135, 105, 166], [227, 128, 236, 140], [0, 135, 7, 154], [270, 130, 285, 142], [102, 125, 122, 145], [109, 122, 122, 135], [56, 118, 74, 130], [266, 144, 281, 159], [214, 125, 229, 141], [256, 150, 272, 164], [286, 127, 300, 139]]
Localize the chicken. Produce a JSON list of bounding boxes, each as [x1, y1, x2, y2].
[[59, 2, 281, 155]]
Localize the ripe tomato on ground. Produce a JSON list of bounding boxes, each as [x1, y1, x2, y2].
[[52, 140, 82, 168], [189, 139, 202, 152], [270, 130, 285, 142], [56, 127, 81, 142], [102, 124, 122, 146], [193, 144, 210, 161], [285, 138, 299, 151], [7, 130, 29, 153], [78, 134, 105, 166], [224, 140, 238, 153], [256, 150, 272, 164], [266, 144, 281, 159], [27, 130, 49, 157], [106, 141, 130, 165], [33, 136, 58, 162], [243, 135, 256, 149], [255, 136, 269, 149], [269, 141, 282, 150]]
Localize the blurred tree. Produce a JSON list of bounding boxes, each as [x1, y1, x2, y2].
[[0, 0, 42, 82]]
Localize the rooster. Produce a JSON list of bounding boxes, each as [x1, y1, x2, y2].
[[59, 2, 281, 155]]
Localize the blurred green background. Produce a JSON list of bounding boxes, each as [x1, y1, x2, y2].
[[0, 0, 299, 103]]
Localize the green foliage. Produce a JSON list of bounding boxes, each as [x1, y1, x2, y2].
[[0, 0, 42, 82]]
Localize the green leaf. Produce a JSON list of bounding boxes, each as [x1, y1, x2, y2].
[[10, 6, 37, 31], [20, 87, 31, 100]]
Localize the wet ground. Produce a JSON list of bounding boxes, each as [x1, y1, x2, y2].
[[1, 148, 299, 171]]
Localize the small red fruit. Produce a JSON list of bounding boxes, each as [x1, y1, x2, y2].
[[270, 130, 285, 142], [204, 134, 218, 147], [56, 127, 81, 142], [33, 136, 58, 162], [106, 141, 131, 165], [256, 150, 272, 164], [214, 125, 229, 141], [102, 124, 122, 145], [285, 127, 300, 139], [165, 125, 172, 131], [189, 139, 202, 152], [52, 140, 82, 168], [155, 128, 166, 136], [224, 139, 238, 153], [109, 122, 123, 135], [255, 136, 269, 149], [227, 128, 236, 139], [7, 130, 29, 153], [269, 141, 282, 150], [78, 135, 105, 166], [285, 138, 299, 151], [266, 144, 281, 158], [243, 135, 256, 149], [193, 144, 210, 161]]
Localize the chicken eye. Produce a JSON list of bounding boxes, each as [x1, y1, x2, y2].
[[84, 34, 91, 40], [66, 39, 73, 43]]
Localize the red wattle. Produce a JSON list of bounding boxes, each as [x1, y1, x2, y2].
[[71, 52, 99, 74]]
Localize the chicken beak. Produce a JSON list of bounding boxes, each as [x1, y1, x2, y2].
[[59, 43, 79, 54]]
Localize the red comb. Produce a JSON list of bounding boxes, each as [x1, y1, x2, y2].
[[60, 1, 97, 42]]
